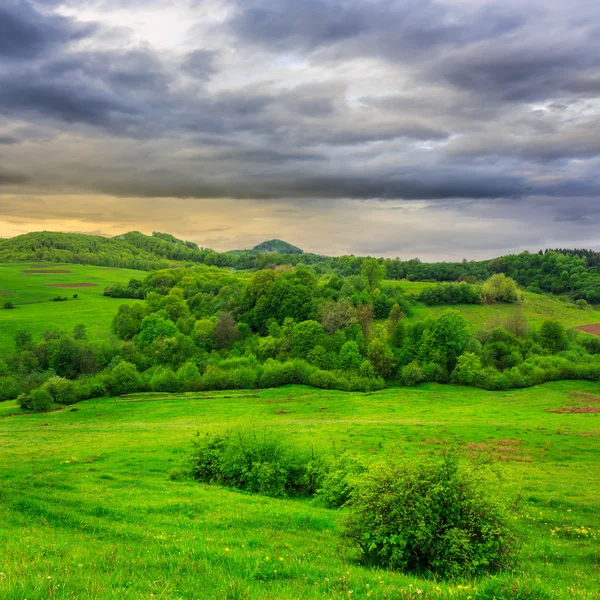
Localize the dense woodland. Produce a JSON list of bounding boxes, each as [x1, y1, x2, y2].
[[4, 245, 600, 411], [3, 231, 600, 302]]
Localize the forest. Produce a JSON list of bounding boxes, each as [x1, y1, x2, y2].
[[4, 247, 600, 413]]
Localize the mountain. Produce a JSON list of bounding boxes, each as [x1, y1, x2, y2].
[[252, 239, 303, 254]]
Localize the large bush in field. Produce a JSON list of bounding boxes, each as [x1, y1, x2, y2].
[[342, 452, 517, 578], [189, 428, 323, 498]]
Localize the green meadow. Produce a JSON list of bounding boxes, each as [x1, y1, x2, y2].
[[1, 382, 599, 599], [392, 281, 600, 330], [0, 263, 142, 352]]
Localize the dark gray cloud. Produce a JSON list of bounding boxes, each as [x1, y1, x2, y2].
[[0, 0, 599, 256], [0, 0, 94, 59]]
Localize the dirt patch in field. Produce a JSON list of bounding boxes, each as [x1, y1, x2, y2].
[[568, 392, 600, 403], [22, 270, 72, 274], [45, 283, 98, 288], [576, 324, 600, 336], [0, 290, 13, 295], [548, 406, 600, 414]]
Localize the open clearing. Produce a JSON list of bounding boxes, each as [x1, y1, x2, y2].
[[22, 269, 73, 274], [0, 263, 142, 352], [0, 382, 598, 599], [45, 283, 99, 288]]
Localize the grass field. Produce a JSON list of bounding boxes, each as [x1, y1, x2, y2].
[[389, 281, 600, 331], [1, 382, 599, 599], [0, 263, 142, 353]]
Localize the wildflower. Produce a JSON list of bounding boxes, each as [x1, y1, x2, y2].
[[279, 557, 284, 562], [225, 548, 230, 552]]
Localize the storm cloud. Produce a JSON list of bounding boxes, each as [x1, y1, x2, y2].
[[0, 0, 599, 257]]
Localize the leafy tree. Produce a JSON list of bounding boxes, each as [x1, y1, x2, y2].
[[338, 341, 363, 372], [14, 329, 33, 350], [453, 352, 482, 385], [540, 320, 570, 353], [105, 361, 142, 396], [291, 320, 324, 357], [361, 258, 385, 290], [366, 338, 395, 378], [139, 314, 178, 346], [213, 311, 241, 349], [319, 299, 356, 334]]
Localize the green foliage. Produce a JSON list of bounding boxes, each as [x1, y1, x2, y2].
[[342, 452, 517, 577], [453, 352, 483, 385], [482, 274, 520, 303], [419, 283, 482, 306], [27, 387, 54, 412], [361, 258, 385, 290], [339, 341, 363, 372], [190, 427, 323, 498], [105, 361, 142, 396], [44, 376, 77, 405], [315, 452, 366, 508], [291, 320, 324, 357], [539, 320, 570, 353], [0, 376, 20, 401]]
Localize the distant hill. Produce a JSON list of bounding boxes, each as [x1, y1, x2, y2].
[[0, 231, 306, 270], [0, 231, 213, 270], [252, 239, 303, 254]]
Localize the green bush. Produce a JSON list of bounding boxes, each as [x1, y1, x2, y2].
[[342, 452, 517, 577], [44, 376, 77, 405], [400, 361, 425, 386], [190, 427, 324, 498], [0, 376, 20, 401], [27, 388, 54, 412], [315, 452, 366, 508]]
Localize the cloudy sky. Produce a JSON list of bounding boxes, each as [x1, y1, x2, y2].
[[1, 0, 599, 260]]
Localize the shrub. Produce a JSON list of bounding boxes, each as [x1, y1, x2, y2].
[[44, 376, 77, 405], [190, 427, 324, 498], [400, 361, 425, 386], [27, 388, 54, 412], [149, 367, 180, 392], [0, 376, 20, 401], [105, 361, 142, 396], [342, 452, 517, 577], [315, 452, 367, 508], [3, 301, 14, 309]]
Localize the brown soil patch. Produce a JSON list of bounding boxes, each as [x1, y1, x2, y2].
[[549, 406, 600, 414], [0, 290, 13, 295], [276, 409, 294, 414], [23, 270, 72, 274], [568, 392, 600, 403], [44, 283, 98, 288], [576, 324, 600, 336]]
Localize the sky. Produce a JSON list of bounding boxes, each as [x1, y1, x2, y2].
[[1, 0, 599, 260]]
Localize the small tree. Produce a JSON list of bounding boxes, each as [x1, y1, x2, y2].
[[539, 320, 569, 353], [453, 352, 482, 385], [4, 301, 14, 309], [361, 258, 385, 290], [213, 311, 241, 349]]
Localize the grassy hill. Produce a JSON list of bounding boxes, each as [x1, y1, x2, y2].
[[0, 263, 142, 353], [392, 281, 600, 331], [0, 382, 598, 599]]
